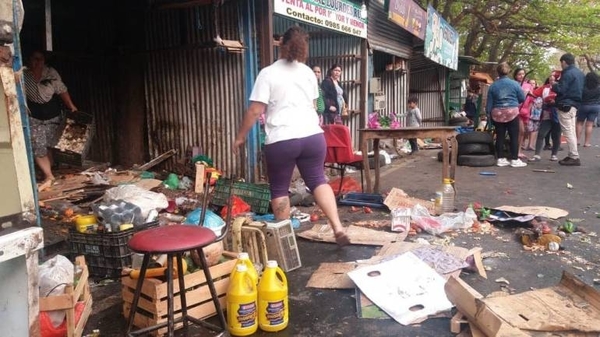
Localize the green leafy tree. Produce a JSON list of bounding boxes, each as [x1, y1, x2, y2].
[[416, 0, 600, 76]]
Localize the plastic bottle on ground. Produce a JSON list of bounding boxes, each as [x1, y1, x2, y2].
[[227, 264, 258, 336], [258, 260, 289, 332], [231, 252, 259, 286], [441, 178, 455, 213]]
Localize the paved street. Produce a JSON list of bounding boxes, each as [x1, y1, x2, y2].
[[86, 131, 600, 336]]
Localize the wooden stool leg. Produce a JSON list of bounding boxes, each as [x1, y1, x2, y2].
[[166, 254, 175, 337], [127, 254, 151, 334], [187, 248, 227, 332], [176, 253, 189, 332]]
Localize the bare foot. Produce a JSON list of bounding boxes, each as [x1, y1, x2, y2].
[[334, 230, 350, 246], [584, 144, 592, 147]]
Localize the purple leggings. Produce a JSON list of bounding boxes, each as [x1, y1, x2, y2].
[[264, 133, 327, 199]]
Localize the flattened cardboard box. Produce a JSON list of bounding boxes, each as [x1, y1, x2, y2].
[[445, 271, 600, 336]]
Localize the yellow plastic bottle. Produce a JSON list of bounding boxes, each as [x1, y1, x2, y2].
[[227, 264, 258, 336], [230, 252, 259, 286], [258, 260, 289, 332]]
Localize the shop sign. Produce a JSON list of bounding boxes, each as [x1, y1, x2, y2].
[[424, 5, 459, 70], [386, 0, 426, 40], [274, 0, 368, 39]]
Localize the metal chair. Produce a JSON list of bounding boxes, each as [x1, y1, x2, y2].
[[322, 124, 364, 197], [126, 173, 233, 336]]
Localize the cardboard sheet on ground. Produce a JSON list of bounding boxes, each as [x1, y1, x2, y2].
[[445, 272, 600, 336], [348, 252, 454, 325], [306, 242, 479, 290], [384, 188, 435, 214], [495, 205, 568, 220], [297, 224, 407, 246]]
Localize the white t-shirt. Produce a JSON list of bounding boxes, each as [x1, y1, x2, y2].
[[249, 59, 322, 145]]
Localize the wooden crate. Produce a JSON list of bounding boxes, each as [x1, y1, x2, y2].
[[39, 256, 93, 337], [121, 253, 237, 336]]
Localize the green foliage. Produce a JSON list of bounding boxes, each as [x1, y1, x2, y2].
[[417, 0, 600, 74]]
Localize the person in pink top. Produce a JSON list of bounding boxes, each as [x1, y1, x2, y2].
[[513, 68, 534, 159]]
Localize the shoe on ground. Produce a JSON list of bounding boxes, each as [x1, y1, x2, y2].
[[510, 159, 527, 168], [558, 157, 581, 166], [528, 155, 541, 162], [496, 158, 510, 167], [550, 155, 559, 161]]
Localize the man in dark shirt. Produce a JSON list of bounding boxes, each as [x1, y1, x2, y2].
[[552, 53, 585, 166]]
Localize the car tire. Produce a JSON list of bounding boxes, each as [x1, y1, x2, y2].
[[457, 154, 496, 167], [457, 143, 493, 156], [449, 116, 470, 126], [456, 131, 493, 145]]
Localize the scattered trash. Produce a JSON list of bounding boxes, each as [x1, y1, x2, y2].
[[495, 277, 510, 285], [479, 171, 497, 176], [532, 169, 555, 173], [567, 183, 573, 189]]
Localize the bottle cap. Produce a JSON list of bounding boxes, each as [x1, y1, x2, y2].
[[443, 178, 453, 184], [238, 252, 249, 259], [267, 260, 278, 268], [236, 264, 248, 272]]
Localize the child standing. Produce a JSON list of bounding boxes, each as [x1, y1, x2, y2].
[[407, 95, 422, 154]]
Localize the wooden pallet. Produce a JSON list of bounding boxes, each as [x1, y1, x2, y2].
[[39, 256, 93, 337], [121, 253, 237, 336]]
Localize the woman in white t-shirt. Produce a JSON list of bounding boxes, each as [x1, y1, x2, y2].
[[233, 26, 349, 246]]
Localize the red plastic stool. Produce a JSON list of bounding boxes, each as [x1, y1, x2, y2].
[[126, 174, 233, 337]]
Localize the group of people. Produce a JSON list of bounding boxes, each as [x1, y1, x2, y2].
[[310, 64, 347, 125], [486, 53, 597, 167]]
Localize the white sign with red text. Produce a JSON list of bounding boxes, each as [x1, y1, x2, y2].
[[274, 0, 368, 39]]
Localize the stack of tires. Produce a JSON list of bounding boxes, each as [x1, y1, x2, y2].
[[437, 131, 496, 167]]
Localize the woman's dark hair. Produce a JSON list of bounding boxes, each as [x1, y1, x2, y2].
[[281, 26, 309, 63], [584, 72, 600, 89], [327, 64, 342, 77], [512, 67, 525, 79], [407, 95, 419, 104]]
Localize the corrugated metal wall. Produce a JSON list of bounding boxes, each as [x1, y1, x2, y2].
[[144, 1, 246, 177], [274, 15, 364, 149], [367, 0, 413, 59], [372, 51, 408, 126], [409, 52, 447, 126]]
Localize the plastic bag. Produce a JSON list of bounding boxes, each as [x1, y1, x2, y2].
[[39, 255, 74, 328], [220, 195, 251, 219], [328, 176, 361, 196], [184, 208, 226, 235], [411, 204, 477, 235], [104, 185, 169, 218], [163, 173, 180, 190]]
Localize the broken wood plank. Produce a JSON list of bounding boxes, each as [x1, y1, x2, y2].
[[467, 247, 487, 279], [451, 311, 469, 334], [136, 149, 177, 171]]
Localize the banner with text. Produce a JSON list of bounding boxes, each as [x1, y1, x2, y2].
[[424, 5, 458, 70], [274, 0, 368, 39], [386, 0, 426, 40]]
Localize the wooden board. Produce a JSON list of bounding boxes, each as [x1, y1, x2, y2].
[[297, 224, 406, 246], [494, 205, 568, 220]]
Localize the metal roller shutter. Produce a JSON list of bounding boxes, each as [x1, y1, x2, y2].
[[367, 0, 414, 58]]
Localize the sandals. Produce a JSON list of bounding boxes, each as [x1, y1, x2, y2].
[[583, 144, 592, 147], [334, 230, 350, 246]]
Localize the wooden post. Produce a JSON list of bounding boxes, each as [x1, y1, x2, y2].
[[194, 162, 205, 194]]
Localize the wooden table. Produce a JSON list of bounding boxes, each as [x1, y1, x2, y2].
[[359, 127, 459, 193]]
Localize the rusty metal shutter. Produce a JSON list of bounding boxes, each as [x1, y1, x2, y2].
[[367, 0, 413, 58]]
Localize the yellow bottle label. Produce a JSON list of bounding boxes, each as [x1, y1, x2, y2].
[[235, 302, 257, 328], [264, 300, 286, 325]]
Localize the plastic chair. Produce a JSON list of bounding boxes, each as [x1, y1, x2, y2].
[[126, 173, 234, 337], [322, 124, 364, 197]]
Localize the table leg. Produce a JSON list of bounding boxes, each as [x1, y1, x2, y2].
[[374, 139, 380, 193], [442, 137, 450, 181], [450, 136, 458, 180], [362, 137, 372, 193]]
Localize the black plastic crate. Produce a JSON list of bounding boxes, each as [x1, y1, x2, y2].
[[68, 221, 157, 278], [52, 111, 95, 166], [212, 178, 271, 214]]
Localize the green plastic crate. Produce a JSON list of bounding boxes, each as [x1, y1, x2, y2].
[[212, 179, 271, 214]]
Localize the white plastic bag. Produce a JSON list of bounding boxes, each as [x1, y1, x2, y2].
[[104, 185, 169, 218], [411, 204, 476, 235], [39, 255, 74, 327]]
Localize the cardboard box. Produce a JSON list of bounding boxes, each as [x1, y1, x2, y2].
[[445, 271, 600, 336], [39, 256, 93, 337], [384, 188, 435, 214], [121, 254, 237, 336]]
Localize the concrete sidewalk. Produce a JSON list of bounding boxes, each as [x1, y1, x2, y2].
[[85, 133, 600, 336]]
